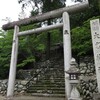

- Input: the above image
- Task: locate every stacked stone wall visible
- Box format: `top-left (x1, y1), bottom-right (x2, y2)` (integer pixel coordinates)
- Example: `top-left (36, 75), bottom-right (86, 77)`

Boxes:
top-left (79, 56), bottom-right (97, 100)
top-left (0, 80), bottom-right (28, 95)
top-left (0, 56), bottom-right (98, 100)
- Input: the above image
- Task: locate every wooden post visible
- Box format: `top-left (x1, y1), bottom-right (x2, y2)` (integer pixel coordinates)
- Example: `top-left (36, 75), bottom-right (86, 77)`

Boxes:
top-left (7, 25), bottom-right (19, 98)
top-left (90, 19), bottom-right (100, 92)
top-left (63, 12), bottom-right (72, 98)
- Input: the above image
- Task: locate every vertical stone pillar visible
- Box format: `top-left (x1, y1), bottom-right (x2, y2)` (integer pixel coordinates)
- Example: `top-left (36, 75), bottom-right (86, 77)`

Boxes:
top-left (90, 19), bottom-right (100, 93)
top-left (63, 12), bottom-right (72, 98)
top-left (7, 25), bottom-right (19, 98)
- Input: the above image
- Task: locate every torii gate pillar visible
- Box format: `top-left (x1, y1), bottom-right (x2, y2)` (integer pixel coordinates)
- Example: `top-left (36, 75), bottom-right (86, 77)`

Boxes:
top-left (3, 1), bottom-right (89, 100)
top-left (6, 25), bottom-right (19, 99)
top-left (63, 12), bottom-right (71, 98)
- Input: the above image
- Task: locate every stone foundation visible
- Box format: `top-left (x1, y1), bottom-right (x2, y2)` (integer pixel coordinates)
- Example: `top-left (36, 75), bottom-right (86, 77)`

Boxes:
top-left (0, 80), bottom-right (28, 96)
top-left (0, 56), bottom-right (98, 100)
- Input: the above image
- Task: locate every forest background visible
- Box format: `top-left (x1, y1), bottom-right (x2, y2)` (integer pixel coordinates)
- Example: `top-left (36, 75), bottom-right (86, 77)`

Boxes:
top-left (0, 0), bottom-right (99, 79)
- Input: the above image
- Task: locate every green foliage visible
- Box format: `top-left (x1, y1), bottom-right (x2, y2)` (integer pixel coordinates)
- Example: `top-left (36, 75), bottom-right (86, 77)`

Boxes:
top-left (0, 30), bottom-right (13, 67)
top-left (18, 0), bottom-right (65, 14)
top-left (72, 16), bottom-right (100, 56)
top-left (50, 29), bottom-right (63, 45)
top-left (17, 56), bottom-right (35, 68)
top-left (16, 25), bottom-right (62, 68)
top-left (0, 0), bottom-right (99, 78)
top-left (70, 0), bottom-right (100, 28)
top-left (42, 0), bottom-right (65, 13)
top-left (0, 30), bottom-right (13, 79)
top-left (18, 0), bottom-right (66, 59)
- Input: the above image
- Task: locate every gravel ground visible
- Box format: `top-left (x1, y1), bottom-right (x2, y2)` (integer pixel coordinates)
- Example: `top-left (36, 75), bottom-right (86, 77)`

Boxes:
top-left (0, 95), bottom-right (65, 100)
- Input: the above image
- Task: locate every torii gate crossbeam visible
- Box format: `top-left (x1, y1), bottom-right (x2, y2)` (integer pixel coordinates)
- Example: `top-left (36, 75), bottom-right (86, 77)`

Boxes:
top-left (2, 1), bottom-right (88, 30)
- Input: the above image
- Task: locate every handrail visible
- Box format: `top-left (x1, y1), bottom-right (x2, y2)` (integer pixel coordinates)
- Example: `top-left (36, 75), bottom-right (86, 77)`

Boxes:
top-left (25, 60), bottom-right (50, 88)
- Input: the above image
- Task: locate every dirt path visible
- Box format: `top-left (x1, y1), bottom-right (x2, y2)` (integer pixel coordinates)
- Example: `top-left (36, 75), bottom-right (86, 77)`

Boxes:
top-left (0, 95), bottom-right (65, 100)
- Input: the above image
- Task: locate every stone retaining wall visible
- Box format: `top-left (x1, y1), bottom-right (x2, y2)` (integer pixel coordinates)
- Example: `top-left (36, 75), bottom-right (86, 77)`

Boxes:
top-left (0, 80), bottom-right (28, 95)
top-left (78, 56), bottom-right (97, 100)
top-left (0, 56), bottom-right (98, 100)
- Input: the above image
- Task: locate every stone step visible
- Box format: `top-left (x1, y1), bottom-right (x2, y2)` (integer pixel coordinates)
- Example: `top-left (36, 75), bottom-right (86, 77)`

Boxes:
top-left (28, 84), bottom-right (65, 88)
top-left (27, 90), bottom-right (65, 94)
top-left (49, 68), bottom-right (64, 71)
top-left (45, 69), bottom-right (64, 71)
top-left (39, 75), bottom-right (64, 77)
top-left (37, 79), bottom-right (65, 83)
top-left (28, 77), bottom-right (65, 80)
top-left (25, 59), bottom-right (65, 96)
top-left (43, 72), bottom-right (64, 75)
top-left (42, 77), bottom-right (65, 79)
top-left (27, 86), bottom-right (65, 90)
top-left (28, 87), bottom-right (65, 91)
top-left (29, 68), bottom-right (64, 72)
top-left (30, 93), bottom-right (65, 98)
top-left (27, 84), bottom-right (65, 88)
top-left (42, 78), bottom-right (65, 80)
top-left (29, 81), bottom-right (65, 85)
top-left (41, 80), bottom-right (65, 83)
top-left (27, 79), bottom-right (65, 86)
top-left (36, 75), bottom-right (64, 79)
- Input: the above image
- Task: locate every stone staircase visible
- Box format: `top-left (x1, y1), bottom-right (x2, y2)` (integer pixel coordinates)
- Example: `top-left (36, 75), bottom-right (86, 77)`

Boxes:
top-left (26, 58), bottom-right (65, 97)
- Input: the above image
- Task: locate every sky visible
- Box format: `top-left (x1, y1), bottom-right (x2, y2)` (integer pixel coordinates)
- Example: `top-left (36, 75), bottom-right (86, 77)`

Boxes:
top-left (0, 0), bottom-right (32, 28)
top-left (0, 0), bottom-right (20, 27)
top-left (0, 0), bottom-right (76, 29)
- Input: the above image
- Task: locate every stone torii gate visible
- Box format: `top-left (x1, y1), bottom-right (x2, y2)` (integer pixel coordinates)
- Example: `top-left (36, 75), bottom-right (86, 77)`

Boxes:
top-left (2, 1), bottom-right (89, 100)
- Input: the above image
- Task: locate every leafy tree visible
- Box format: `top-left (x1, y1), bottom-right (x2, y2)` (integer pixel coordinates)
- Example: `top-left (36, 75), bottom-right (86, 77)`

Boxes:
top-left (0, 20), bottom-right (63, 79)
top-left (18, 0), bottom-right (65, 13)
top-left (18, 0), bottom-right (65, 59)
top-left (18, 0), bottom-right (90, 59)
top-left (16, 23), bottom-right (62, 68)
top-left (0, 30), bottom-right (13, 79)
top-left (0, 0), bottom-right (99, 78)
top-left (18, 25), bottom-right (63, 63)
top-left (71, 16), bottom-right (100, 57)
top-left (70, 0), bottom-right (100, 28)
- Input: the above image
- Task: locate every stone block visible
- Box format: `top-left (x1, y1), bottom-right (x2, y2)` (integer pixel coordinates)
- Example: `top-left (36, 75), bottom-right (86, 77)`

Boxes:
top-left (68, 97), bottom-right (82, 100)
top-left (93, 93), bottom-right (100, 100)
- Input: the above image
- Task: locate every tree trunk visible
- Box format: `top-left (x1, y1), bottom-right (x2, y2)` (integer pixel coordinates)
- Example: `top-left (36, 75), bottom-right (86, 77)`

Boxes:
top-left (46, 19), bottom-right (51, 59)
